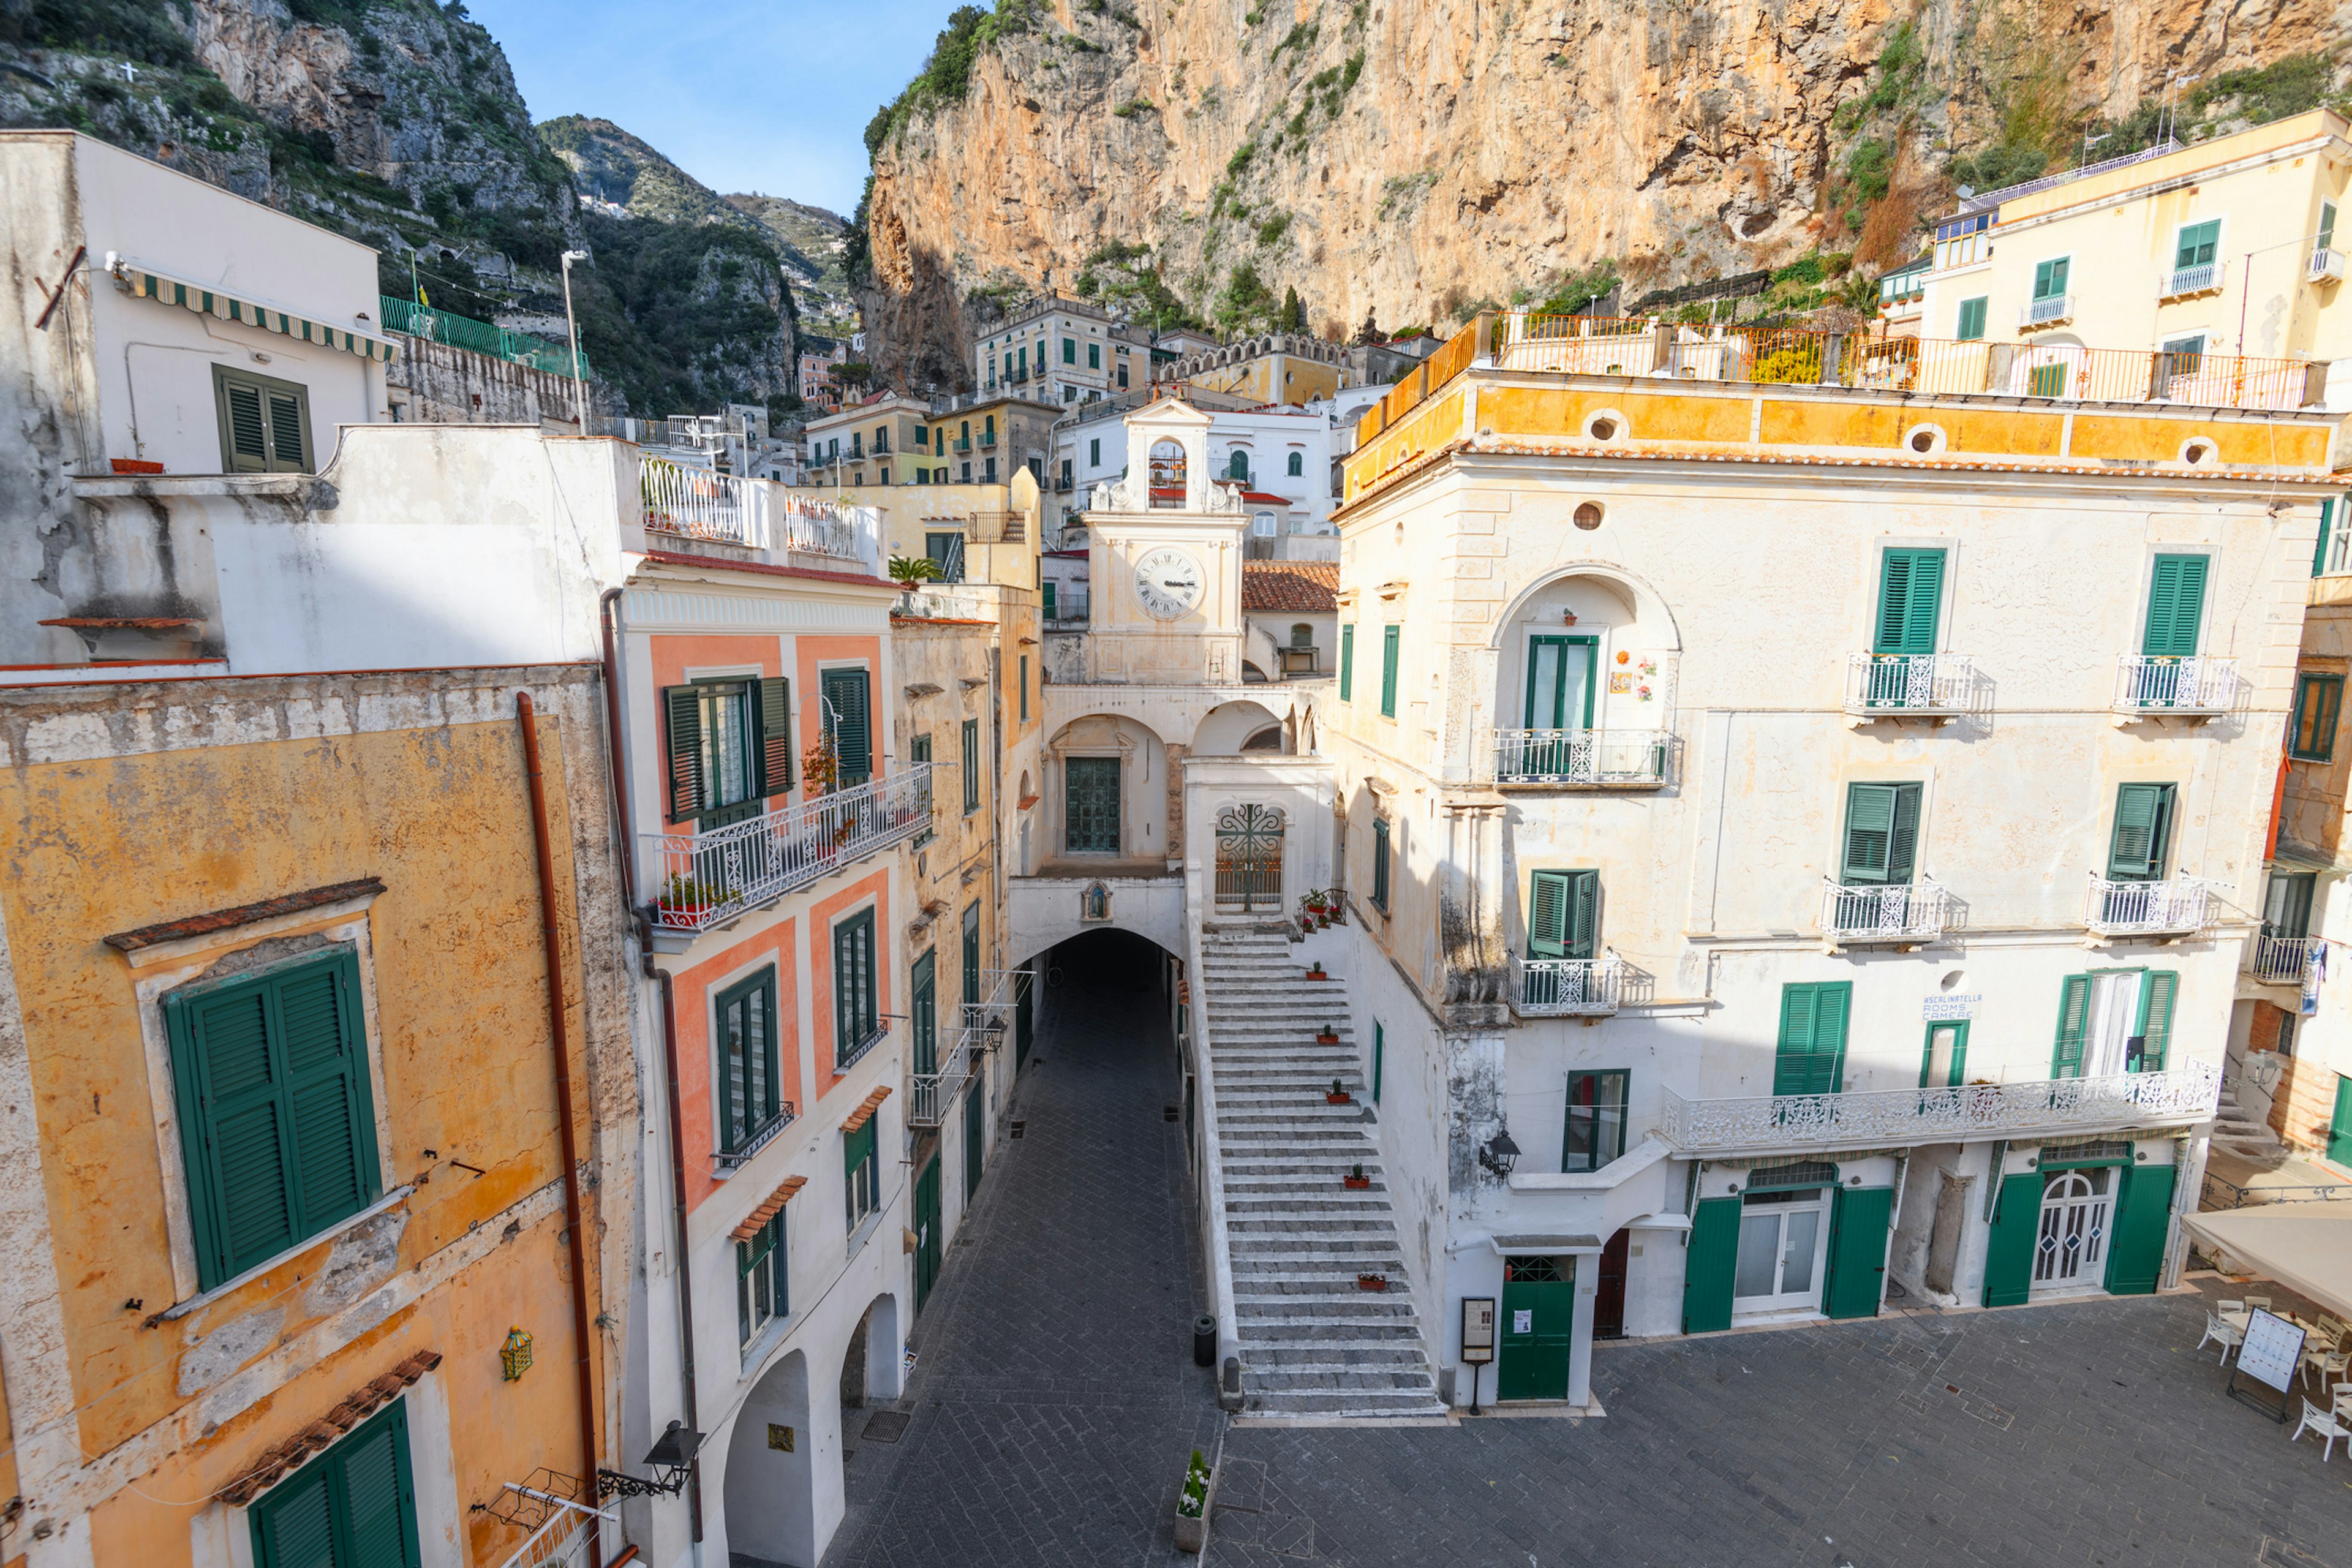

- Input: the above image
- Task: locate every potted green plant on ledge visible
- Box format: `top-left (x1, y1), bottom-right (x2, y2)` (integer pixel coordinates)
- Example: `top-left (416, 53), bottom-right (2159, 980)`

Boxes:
top-left (1325, 1077), bottom-right (1351, 1105)
top-left (1314, 1022), bottom-right (1340, 1046)
top-left (1174, 1447), bottom-right (1213, 1552)
top-left (1343, 1163), bottom-right (1371, 1190)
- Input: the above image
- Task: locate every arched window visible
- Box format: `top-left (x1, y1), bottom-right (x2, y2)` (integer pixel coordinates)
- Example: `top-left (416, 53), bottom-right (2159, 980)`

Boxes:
top-left (1290, 623), bottom-right (1314, 648)
top-left (1252, 513), bottom-right (1277, 537)
top-left (1287, 451), bottom-right (1304, 477)
top-left (1150, 439), bottom-right (1186, 500)
top-left (1227, 450), bottom-right (1250, 480)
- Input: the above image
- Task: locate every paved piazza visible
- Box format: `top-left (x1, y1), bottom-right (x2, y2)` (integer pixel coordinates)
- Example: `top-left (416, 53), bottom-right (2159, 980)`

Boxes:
top-left (822, 954), bottom-right (2352, 1568)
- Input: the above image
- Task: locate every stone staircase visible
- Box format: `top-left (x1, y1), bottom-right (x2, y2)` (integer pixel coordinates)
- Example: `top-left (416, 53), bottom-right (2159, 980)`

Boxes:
top-left (1199, 926), bottom-right (1446, 1421)
top-left (2213, 1076), bottom-right (2283, 1158)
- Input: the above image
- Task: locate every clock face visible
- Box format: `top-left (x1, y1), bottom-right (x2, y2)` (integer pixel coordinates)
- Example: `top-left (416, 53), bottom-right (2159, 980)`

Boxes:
top-left (1133, 547), bottom-right (1205, 620)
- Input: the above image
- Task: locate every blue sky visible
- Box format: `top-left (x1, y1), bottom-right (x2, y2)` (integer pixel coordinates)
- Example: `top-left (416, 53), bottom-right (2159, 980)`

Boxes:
top-left (470, 0), bottom-right (951, 215)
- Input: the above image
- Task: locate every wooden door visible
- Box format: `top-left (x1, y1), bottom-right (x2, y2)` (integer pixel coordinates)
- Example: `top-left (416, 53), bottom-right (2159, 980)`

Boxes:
top-left (1498, 1256), bottom-right (1575, 1400)
top-left (1593, 1230), bottom-right (1630, 1340)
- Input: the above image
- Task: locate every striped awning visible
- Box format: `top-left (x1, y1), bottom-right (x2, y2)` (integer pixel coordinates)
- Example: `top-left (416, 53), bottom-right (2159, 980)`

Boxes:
top-left (108, 255), bottom-right (398, 364)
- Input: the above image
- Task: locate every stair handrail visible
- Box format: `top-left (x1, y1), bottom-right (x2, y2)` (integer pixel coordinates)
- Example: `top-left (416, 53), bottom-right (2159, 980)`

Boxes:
top-left (1188, 923), bottom-right (1245, 1404)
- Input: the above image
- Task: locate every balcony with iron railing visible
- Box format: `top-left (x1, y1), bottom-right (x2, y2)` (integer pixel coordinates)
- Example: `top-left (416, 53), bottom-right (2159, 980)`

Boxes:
top-left (2244, 932), bottom-right (2320, 985)
top-left (2113, 655), bottom-right (2241, 717)
top-left (639, 454), bottom-right (875, 568)
top-left (645, 766), bottom-right (933, 936)
top-left (2082, 873), bottom-right (2208, 938)
top-left (2162, 263), bottom-right (2224, 298)
top-left (1493, 729), bottom-right (1671, 787)
top-left (909, 971), bottom-right (1023, 1126)
top-left (2019, 293), bottom-right (2075, 329)
top-left (2312, 248), bottom-right (2347, 284)
top-left (1844, 653), bottom-right (1972, 718)
top-left (1510, 954), bottom-right (1624, 1016)
top-left (1819, 879), bottom-right (1951, 946)
top-left (1657, 1059), bottom-right (2220, 1156)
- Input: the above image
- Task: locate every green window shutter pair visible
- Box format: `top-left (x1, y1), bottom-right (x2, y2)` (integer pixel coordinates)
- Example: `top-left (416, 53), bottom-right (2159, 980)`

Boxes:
top-left (2330, 1074), bottom-right (2352, 1167)
top-left (1371, 816), bottom-right (1391, 909)
top-left (249, 1400), bottom-right (422, 1568)
top-left (2293, 674), bottom-right (2344, 761)
top-left (1526, 870), bottom-right (1599, 960)
top-left (2106, 783), bottom-right (2176, 880)
top-left (167, 951), bottom-right (382, 1291)
top-left (1018, 655), bottom-right (1030, 723)
top-left (1841, 783), bottom-right (1921, 886)
top-left (1042, 581), bottom-right (1058, 620)
top-left (664, 680), bottom-right (790, 821)
top-left (2049, 970), bottom-right (2177, 1077)
top-left (215, 364), bottom-right (312, 475)
top-left (1956, 297), bottom-right (1988, 342)
top-left (2141, 554), bottom-right (2209, 658)
top-left (962, 902), bottom-right (982, 1007)
top-left (833, 909), bottom-right (876, 1064)
top-left (843, 1117), bottom-right (876, 1183)
top-left (821, 668), bottom-right (872, 786)
top-left (1088, 342), bottom-right (1100, 368)
top-left (1379, 626), bottom-right (1401, 718)
top-left (1873, 549), bottom-right (1944, 656)
top-left (910, 951), bottom-right (937, 1076)
top-left (1338, 625), bottom-right (1355, 701)
top-left (717, 967), bottom-right (780, 1152)
top-left (2174, 219), bottom-right (2221, 270)
top-left (962, 718), bottom-right (981, 813)
top-left (2032, 257), bottom-right (2070, 300)
top-left (1773, 982), bottom-right (1850, 1096)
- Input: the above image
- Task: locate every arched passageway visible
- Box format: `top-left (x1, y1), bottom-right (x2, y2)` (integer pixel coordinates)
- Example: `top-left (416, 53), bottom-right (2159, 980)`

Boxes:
top-left (722, 1349), bottom-right (814, 1567)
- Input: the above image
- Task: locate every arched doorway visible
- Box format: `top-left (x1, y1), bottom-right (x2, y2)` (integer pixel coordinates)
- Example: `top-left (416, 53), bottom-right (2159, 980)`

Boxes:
top-left (2031, 1169), bottom-right (2113, 1293)
top-left (1213, 804), bottom-right (1286, 913)
top-left (722, 1349), bottom-right (815, 1567)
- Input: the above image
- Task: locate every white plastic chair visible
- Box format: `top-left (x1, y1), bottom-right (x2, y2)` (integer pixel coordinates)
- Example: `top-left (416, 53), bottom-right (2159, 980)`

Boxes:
top-left (2303, 1345), bottom-right (2349, 1392)
top-left (2199, 1310), bottom-right (2245, 1363)
top-left (2293, 1396), bottom-right (2351, 1462)
top-left (2246, 1295), bottom-right (2274, 1312)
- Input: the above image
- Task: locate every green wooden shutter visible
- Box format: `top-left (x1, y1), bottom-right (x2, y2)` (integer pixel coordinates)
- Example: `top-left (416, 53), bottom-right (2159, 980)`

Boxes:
top-left (2102, 1163), bottom-right (2178, 1295)
top-left (910, 951), bottom-right (937, 1076)
top-left (1956, 296), bottom-right (1987, 341)
top-left (277, 959), bottom-right (375, 1235)
top-left (1823, 1185), bottom-right (1893, 1319)
top-left (1842, 784), bottom-right (1894, 883)
top-left (1980, 1173), bottom-right (2041, 1307)
top-left (1682, 1196), bottom-right (1741, 1333)
top-left (2141, 555), bottom-right (2209, 658)
top-left (1380, 625), bottom-right (1400, 718)
top-left (1773, 982), bottom-right (1850, 1096)
top-left (1527, 870), bottom-right (1570, 958)
top-left (2051, 973), bottom-right (2091, 1078)
top-left (822, 668), bottom-right (872, 786)
top-left (843, 1117), bottom-right (876, 1181)
top-left (2174, 219), bottom-right (2220, 268)
top-left (664, 685), bottom-right (703, 822)
top-left (1873, 549), bottom-right (1945, 656)
top-left (266, 386), bottom-right (309, 472)
top-left (2330, 1075), bottom-right (2352, 1167)
top-left (251, 1392), bottom-right (420, 1568)
top-left (1371, 816), bottom-right (1390, 908)
top-left (2106, 783), bottom-right (2171, 880)
top-left (1566, 870), bottom-right (1599, 960)
top-left (754, 677), bottom-right (793, 796)
top-left (2135, 970), bottom-right (2177, 1071)
top-left (1339, 624), bottom-right (1354, 701)
top-left (834, 910), bottom-right (875, 1061)
top-left (1042, 581), bottom-right (1057, 619)
top-left (223, 379), bottom-right (271, 472)
top-left (962, 718), bottom-right (981, 813)
top-left (2316, 500), bottom-right (2335, 578)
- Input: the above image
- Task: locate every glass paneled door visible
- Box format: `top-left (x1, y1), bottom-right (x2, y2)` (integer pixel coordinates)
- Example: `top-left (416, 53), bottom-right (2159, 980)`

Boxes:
top-left (1065, 756), bottom-right (1120, 854)
top-left (1523, 635), bottom-right (1597, 777)
top-left (2031, 1168), bottom-right (2113, 1294)
top-left (1732, 1188), bottom-right (1831, 1315)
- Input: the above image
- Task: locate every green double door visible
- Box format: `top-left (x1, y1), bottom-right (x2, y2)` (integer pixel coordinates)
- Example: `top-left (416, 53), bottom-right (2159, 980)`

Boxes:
top-left (1498, 1256), bottom-right (1575, 1401)
top-left (2332, 1076), bottom-right (2352, 1167)
top-left (963, 1068), bottom-right (986, 1200)
top-left (1980, 1161), bottom-right (2178, 1305)
top-left (914, 1156), bottom-right (942, 1310)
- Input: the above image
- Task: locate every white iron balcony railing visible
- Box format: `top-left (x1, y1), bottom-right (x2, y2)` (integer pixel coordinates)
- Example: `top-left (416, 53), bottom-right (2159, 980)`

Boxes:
top-left (1844, 652), bottom-right (1971, 716)
top-left (1820, 880), bottom-right (1951, 944)
top-left (906, 1043), bottom-right (976, 1129)
top-left (647, 766), bottom-right (933, 932)
top-left (2244, 932), bottom-right (2320, 985)
top-left (2163, 262), bottom-right (2223, 297)
top-left (1510, 953), bottom-right (1624, 1016)
top-left (2311, 247), bottom-right (2347, 284)
top-left (777, 493), bottom-right (862, 560)
top-left (642, 455), bottom-right (764, 548)
top-left (2113, 655), bottom-right (2240, 715)
top-left (1493, 729), bottom-right (1670, 786)
top-left (2021, 293), bottom-right (2075, 328)
top-left (2083, 873), bottom-right (2208, 937)
top-left (1657, 1060), bottom-right (2220, 1156)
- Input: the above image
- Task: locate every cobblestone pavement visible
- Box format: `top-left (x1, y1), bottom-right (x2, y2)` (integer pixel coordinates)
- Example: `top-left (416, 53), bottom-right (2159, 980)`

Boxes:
top-left (820, 938), bottom-right (1225, 1568)
top-left (1208, 1278), bottom-right (2352, 1568)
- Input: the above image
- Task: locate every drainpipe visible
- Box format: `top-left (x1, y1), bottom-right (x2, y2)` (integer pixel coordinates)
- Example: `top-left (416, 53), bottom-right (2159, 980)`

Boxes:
top-left (599, 589), bottom-right (638, 911)
top-left (514, 692), bottom-right (603, 1498)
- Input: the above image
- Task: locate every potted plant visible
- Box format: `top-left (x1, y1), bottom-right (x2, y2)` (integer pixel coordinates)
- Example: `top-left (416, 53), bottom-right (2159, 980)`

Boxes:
top-left (1343, 1163), bottom-right (1371, 1191)
top-left (888, 554), bottom-right (943, 591)
top-left (1357, 1272), bottom-right (1389, 1292)
top-left (801, 734), bottom-right (840, 797)
top-left (1314, 1023), bottom-right (1340, 1046)
top-left (1305, 960), bottom-right (1328, 981)
top-left (1174, 1447), bottom-right (1213, 1553)
top-left (1325, 1077), bottom-right (1351, 1105)
top-left (655, 874), bottom-right (719, 919)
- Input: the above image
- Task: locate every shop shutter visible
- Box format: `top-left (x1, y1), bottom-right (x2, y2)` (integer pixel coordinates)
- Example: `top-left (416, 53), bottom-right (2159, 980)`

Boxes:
top-left (1681, 1197), bottom-right (1740, 1333)
top-left (2050, 974), bottom-right (2092, 1079)
top-left (1823, 1185), bottom-right (1893, 1319)
top-left (1772, 982), bottom-right (1850, 1096)
top-left (1873, 549), bottom-right (1945, 656)
top-left (822, 668), bottom-right (872, 786)
top-left (1980, 1172), bottom-right (2042, 1307)
top-left (664, 685), bottom-right (704, 822)
top-left (2103, 1164), bottom-right (2178, 1295)
top-left (2141, 555), bottom-right (2209, 658)
top-left (2136, 970), bottom-right (2177, 1071)
top-left (755, 677), bottom-right (793, 796)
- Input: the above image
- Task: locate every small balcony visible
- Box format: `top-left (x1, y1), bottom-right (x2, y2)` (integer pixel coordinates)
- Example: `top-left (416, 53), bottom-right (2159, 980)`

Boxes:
top-left (1510, 954), bottom-right (1623, 1016)
top-left (2113, 655), bottom-right (2240, 717)
top-left (2244, 932), bottom-right (2319, 985)
top-left (906, 1044), bottom-right (974, 1128)
top-left (1844, 652), bottom-right (1972, 719)
top-left (2162, 263), bottom-right (2223, 298)
top-left (953, 437), bottom-right (972, 453)
top-left (1819, 879), bottom-right (1950, 946)
top-left (2019, 293), bottom-right (2075, 329)
top-left (2083, 873), bottom-right (2208, 938)
top-left (646, 766), bottom-right (933, 935)
top-left (1657, 1060), bottom-right (2221, 1156)
top-left (979, 431), bottom-right (997, 448)
top-left (2310, 247), bottom-right (2346, 284)
top-left (1493, 729), bottom-right (1671, 788)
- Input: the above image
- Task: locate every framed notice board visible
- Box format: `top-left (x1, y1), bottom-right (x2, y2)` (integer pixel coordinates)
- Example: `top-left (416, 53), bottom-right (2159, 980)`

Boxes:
top-left (2228, 1309), bottom-right (2306, 1422)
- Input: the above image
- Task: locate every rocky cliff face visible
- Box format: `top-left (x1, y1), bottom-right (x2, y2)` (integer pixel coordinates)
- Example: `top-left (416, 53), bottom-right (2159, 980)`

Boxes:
top-left (861, 0), bottom-right (2341, 385)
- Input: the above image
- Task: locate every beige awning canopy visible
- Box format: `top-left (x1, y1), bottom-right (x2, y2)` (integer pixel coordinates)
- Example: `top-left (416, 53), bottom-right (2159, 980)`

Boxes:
top-left (2180, 1201), bottom-right (2352, 1319)
top-left (107, 254), bottom-right (398, 364)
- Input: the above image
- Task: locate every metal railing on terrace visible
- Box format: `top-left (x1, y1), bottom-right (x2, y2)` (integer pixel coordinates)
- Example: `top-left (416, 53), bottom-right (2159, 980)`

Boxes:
top-left (1354, 307), bottom-right (2323, 448)
top-left (2113, 655), bottom-right (2241, 716)
top-left (646, 766), bottom-right (933, 932)
top-left (639, 456), bottom-right (875, 564)
top-left (2244, 933), bottom-right (2320, 985)
top-left (379, 296), bottom-right (590, 378)
top-left (1845, 653), bottom-right (1973, 717)
top-left (1510, 954), bottom-right (1623, 1016)
top-left (2083, 874), bottom-right (2209, 937)
top-left (909, 969), bottom-right (1025, 1127)
top-left (1820, 880), bottom-right (1951, 944)
top-left (1493, 729), bottom-right (1670, 786)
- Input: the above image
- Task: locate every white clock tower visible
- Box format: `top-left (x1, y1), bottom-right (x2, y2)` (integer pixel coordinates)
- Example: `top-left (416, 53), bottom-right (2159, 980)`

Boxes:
top-left (1077, 398), bottom-right (1247, 685)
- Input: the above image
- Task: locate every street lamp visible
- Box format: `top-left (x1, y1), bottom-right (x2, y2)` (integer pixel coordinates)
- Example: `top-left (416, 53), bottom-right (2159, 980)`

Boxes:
top-left (560, 250), bottom-right (592, 435)
top-left (1477, 1126), bottom-right (1521, 1180)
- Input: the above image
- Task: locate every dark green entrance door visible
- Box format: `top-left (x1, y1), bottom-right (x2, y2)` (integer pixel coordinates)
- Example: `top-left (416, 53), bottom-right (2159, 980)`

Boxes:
top-left (963, 1067), bottom-right (986, 1199)
top-left (914, 1156), bottom-right (942, 1310)
top-left (1498, 1256), bottom-right (1575, 1401)
top-left (1065, 756), bottom-right (1120, 853)
top-left (2332, 1075), bottom-right (2352, 1167)
top-left (911, 951), bottom-right (937, 1077)
top-left (1523, 635), bottom-right (1597, 776)
top-left (1015, 970), bottom-right (1033, 1067)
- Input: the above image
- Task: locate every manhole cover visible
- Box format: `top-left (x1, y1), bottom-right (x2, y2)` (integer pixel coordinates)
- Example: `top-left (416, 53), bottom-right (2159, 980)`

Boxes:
top-left (861, 1410), bottom-right (910, 1444)
top-left (1009, 1121), bottom-right (1026, 1139)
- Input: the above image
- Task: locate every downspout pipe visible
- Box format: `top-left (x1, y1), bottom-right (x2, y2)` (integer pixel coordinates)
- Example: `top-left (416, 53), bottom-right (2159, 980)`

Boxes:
top-left (514, 692), bottom-right (603, 1496)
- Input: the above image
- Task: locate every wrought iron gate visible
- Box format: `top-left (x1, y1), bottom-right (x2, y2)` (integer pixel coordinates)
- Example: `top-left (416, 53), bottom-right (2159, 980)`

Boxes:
top-left (1214, 804), bottom-right (1286, 911)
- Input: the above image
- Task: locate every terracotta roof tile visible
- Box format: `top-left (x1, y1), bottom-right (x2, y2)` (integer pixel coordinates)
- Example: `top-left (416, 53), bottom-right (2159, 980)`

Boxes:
top-left (1240, 561), bottom-right (1339, 614)
top-left (730, 1175), bottom-right (807, 1242)
top-left (105, 878), bottom-right (386, 952)
top-left (840, 1084), bottom-right (892, 1133)
top-left (217, 1349), bottom-right (441, 1504)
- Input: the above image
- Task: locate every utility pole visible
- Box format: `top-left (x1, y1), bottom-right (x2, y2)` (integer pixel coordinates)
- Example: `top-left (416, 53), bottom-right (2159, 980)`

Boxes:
top-left (561, 250), bottom-right (592, 435)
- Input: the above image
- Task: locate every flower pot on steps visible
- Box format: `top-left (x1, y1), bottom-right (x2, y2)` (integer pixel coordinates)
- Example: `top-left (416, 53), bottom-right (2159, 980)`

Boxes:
top-left (1357, 1272), bottom-right (1388, 1292)
top-left (1343, 1175), bottom-right (1371, 1190)
top-left (1314, 1031), bottom-right (1339, 1046)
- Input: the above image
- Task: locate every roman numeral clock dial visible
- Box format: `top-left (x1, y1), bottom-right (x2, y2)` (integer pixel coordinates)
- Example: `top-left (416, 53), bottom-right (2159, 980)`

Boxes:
top-left (1132, 546), bottom-right (1205, 620)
